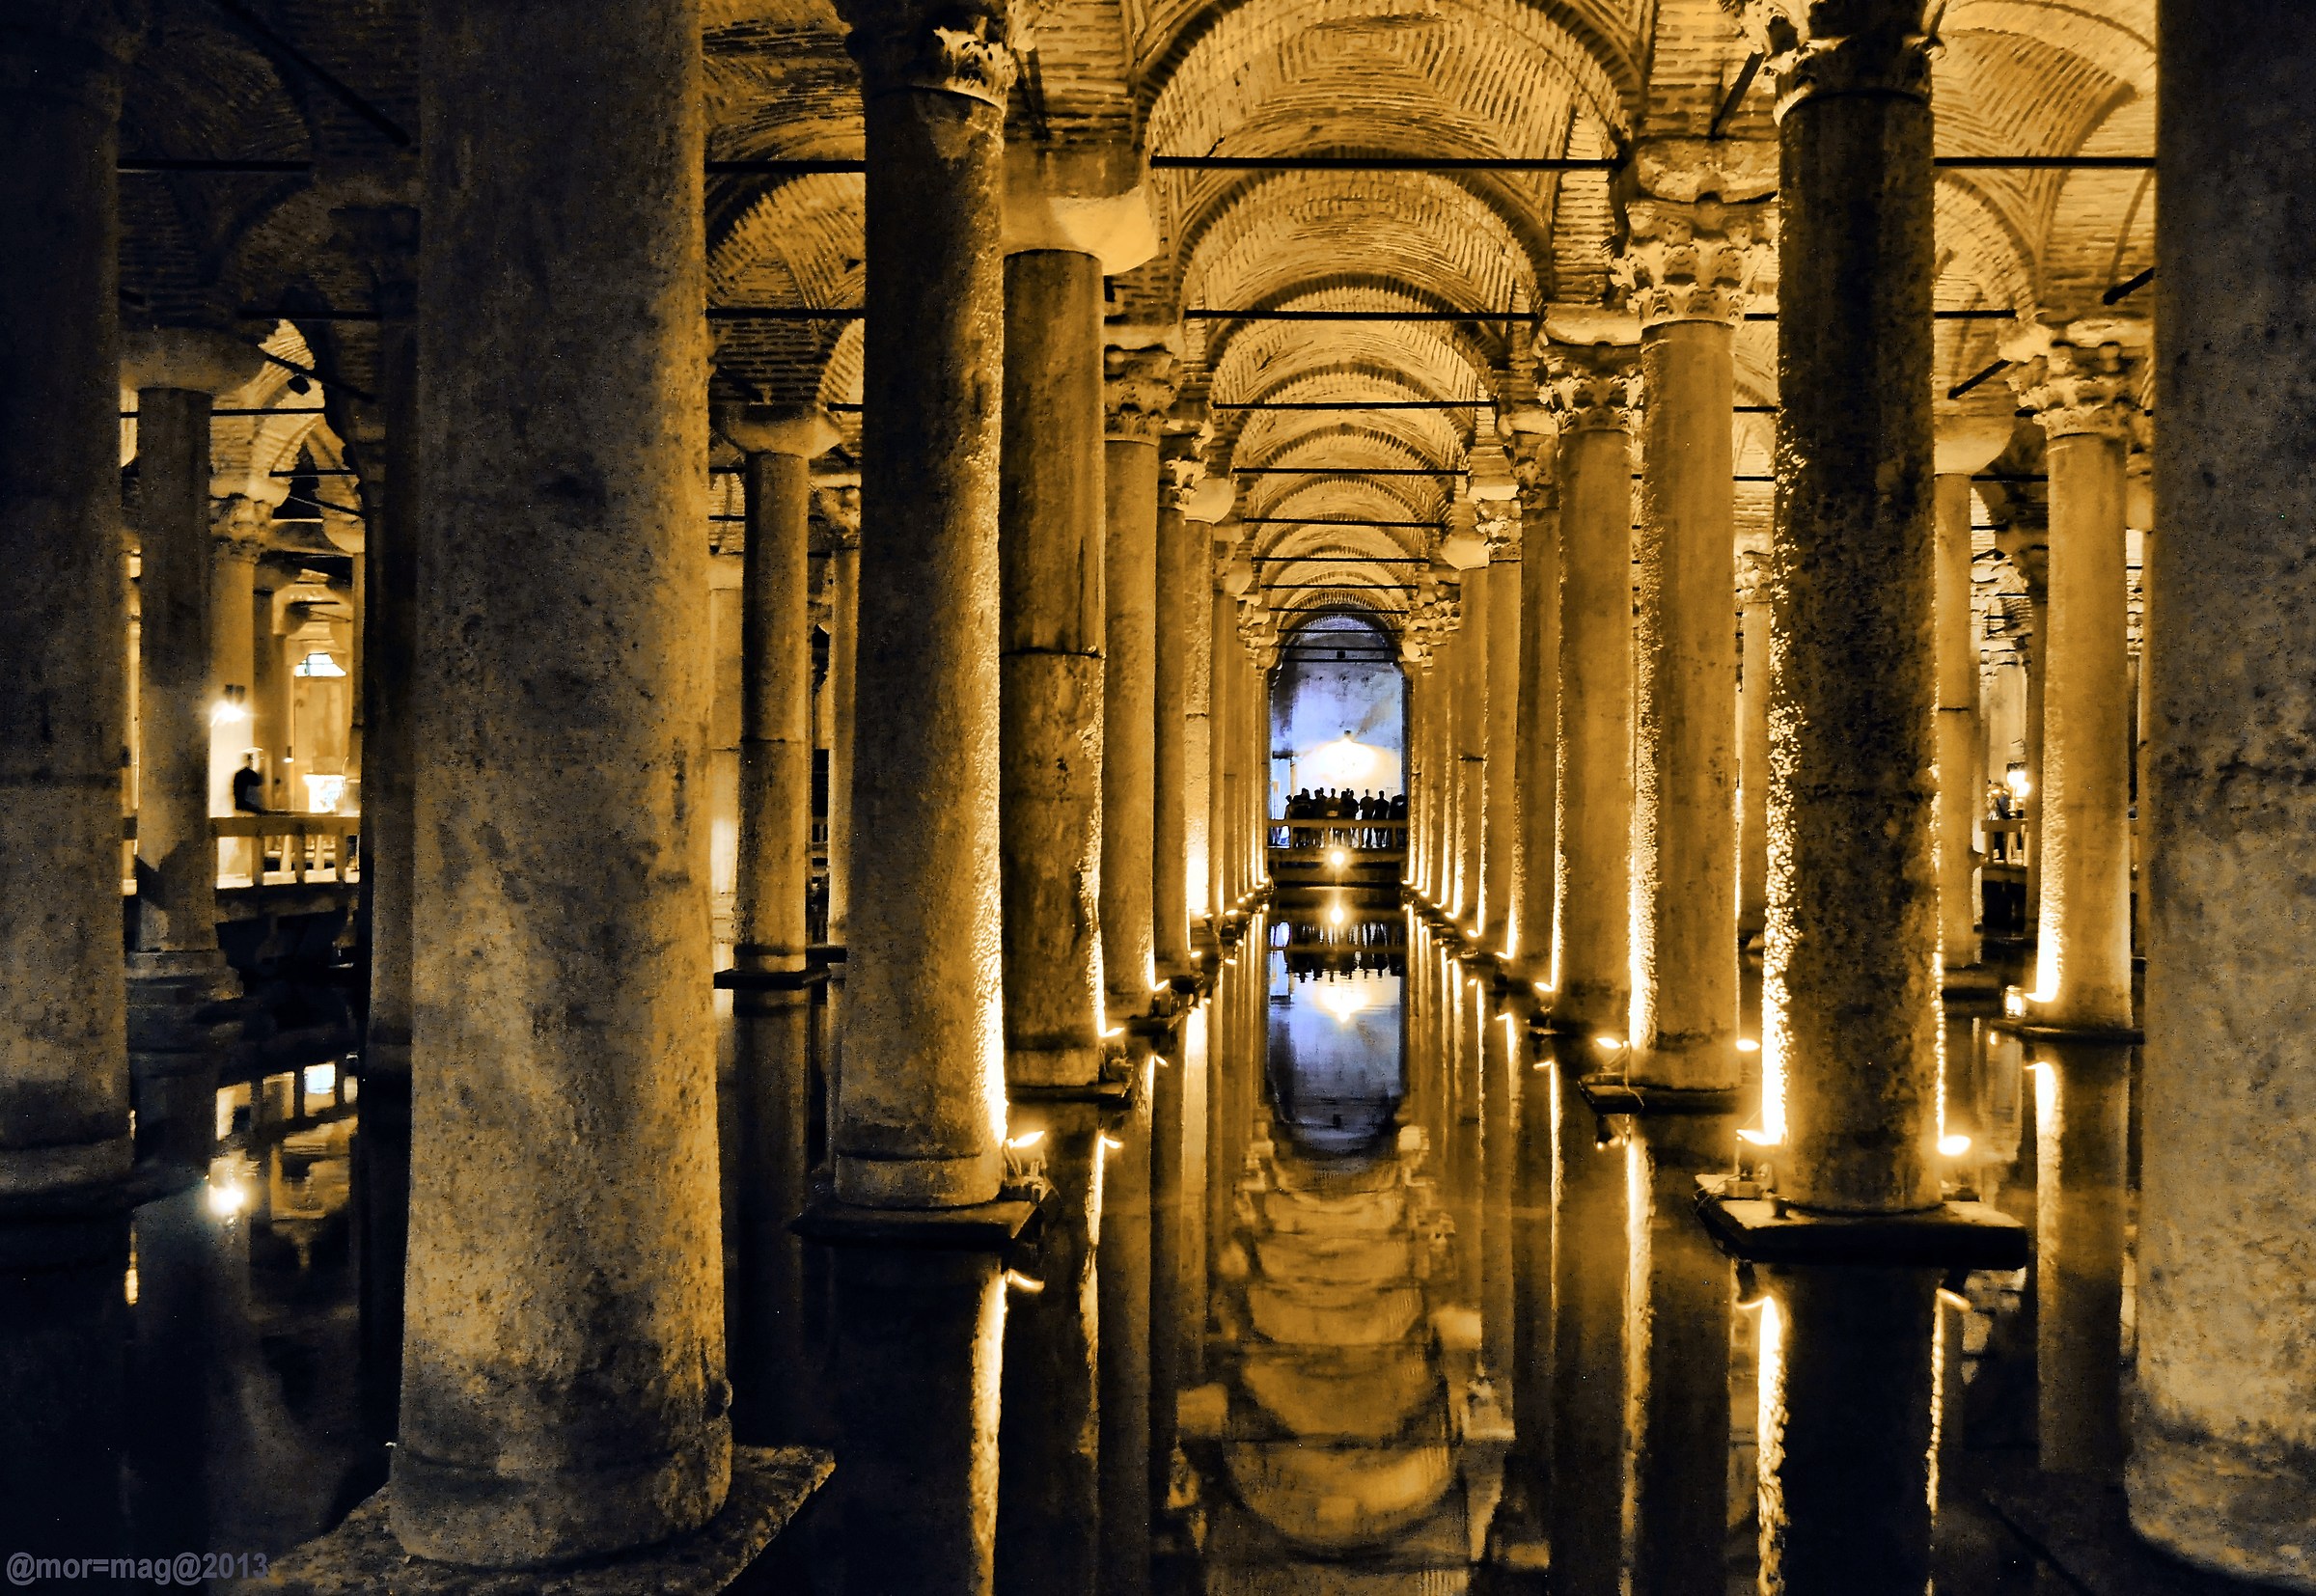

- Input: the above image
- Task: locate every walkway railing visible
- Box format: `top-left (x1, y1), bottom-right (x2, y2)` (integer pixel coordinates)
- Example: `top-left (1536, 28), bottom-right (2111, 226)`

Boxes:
top-left (122, 813), bottom-right (362, 890)
top-left (1269, 816), bottom-right (1410, 853)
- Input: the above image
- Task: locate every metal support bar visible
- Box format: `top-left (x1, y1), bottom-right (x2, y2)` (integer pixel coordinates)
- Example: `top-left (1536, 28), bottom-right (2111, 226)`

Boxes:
top-left (1232, 466), bottom-right (1458, 476)
top-left (122, 156), bottom-right (313, 173)
top-left (2102, 265), bottom-right (2156, 306)
top-left (1708, 53), bottom-right (1765, 139)
top-left (1150, 154), bottom-right (1617, 173)
top-left (202, 0), bottom-right (413, 148)
top-left (120, 407), bottom-right (327, 419)
top-left (1212, 399), bottom-right (1492, 410)
top-left (1241, 519), bottom-right (1438, 530)
top-left (1947, 358), bottom-right (2011, 400)
top-left (708, 307), bottom-right (865, 321)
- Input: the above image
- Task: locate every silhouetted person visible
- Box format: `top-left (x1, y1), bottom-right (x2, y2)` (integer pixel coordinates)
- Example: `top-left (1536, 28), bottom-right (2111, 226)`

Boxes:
top-left (231, 754), bottom-right (265, 814)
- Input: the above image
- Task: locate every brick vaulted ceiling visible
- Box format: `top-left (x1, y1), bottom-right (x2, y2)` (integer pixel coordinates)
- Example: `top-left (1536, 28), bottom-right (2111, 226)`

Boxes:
top-left (119, 0), bottom-right (2155, 635)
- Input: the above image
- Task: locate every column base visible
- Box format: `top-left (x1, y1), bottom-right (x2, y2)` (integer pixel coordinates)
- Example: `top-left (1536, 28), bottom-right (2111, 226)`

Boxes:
top-left (126, 950), bottom-right (243, 1176)
top-left (1997, 987), bottom-right (2142, 1043)
top-left (227, 1446), bottom-right (834, 1596)
top-left (1005, 1041), bottom-right (1109, 1091)
top-left (1575, 1076), bottom-right (1742, 1118)
top-left (794, 1193), bottom-right (1037, 1251)
top-left (0, 1169), bottom-right (133, 1267)
top-left (1694, 1176), bottom-right (2028, 1269)
top-left (1940, 963), bottom-right (2005, 1001)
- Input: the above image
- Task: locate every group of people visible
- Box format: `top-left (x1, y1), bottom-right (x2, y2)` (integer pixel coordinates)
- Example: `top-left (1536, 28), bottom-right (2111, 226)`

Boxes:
top-left (1278, 787), bottom-right (1407, 849)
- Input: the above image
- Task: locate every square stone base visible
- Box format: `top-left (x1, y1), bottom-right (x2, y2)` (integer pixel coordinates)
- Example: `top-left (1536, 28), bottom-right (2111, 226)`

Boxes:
top-left (230, 1446), bottom-right (832, 1595)
top-left (1576, 1076), bottom-right (1743, 1117)
top-left (1696, 1187), bottom-right (2029, 1269)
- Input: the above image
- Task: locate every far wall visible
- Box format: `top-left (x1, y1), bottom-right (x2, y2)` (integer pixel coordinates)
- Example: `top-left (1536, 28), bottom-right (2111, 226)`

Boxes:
top-left (1269, 654), bottom-right (1405, 814)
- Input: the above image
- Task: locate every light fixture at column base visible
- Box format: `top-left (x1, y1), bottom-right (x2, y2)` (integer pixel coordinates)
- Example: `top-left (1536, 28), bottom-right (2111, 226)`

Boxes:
top-left (1694, 1178), bottom-right (2028, 1269)
top-left (226, 1446), bottom-right (833, 1596)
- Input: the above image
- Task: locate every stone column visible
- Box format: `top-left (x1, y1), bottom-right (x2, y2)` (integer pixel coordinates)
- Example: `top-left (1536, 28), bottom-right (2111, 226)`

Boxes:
top-left (1481, 530), bottom-right (1522, 956)
top-left (1737, 551), bottom-right (1771, 943)
top-left (1544, 342), bottom-right (1639, 1030)
top-left (2133, 9), bottom-right (2316, 1576)
top-left (209, 500), bottom-right (272, 860)
top-left (1619, 192), bottom-right (1765, 1089)
top-left (1454, 564), bottom-right (1489, 929)
top-left (1102, 345), bottom-right (1173, 1012)
top-left (1152, 446), bottom-right (1203, 978)
top-left (399, 0), bottom-right (728, 1561)
top-left (124, 329), bottom-right (266, 1176)
top-left (823, 524), bottom-right (859, 946)
top-left (719, 405), bottom-right (841, 990)
top-left (1207, 581), bottom-right (1234, 921)
top-left (0, 1), bottom-right (136, 1201)
top-left (1737, 0), bottom-right (1942, 1210)
top-left (1179, 500), bottom-right (1222, 936)
top-left (1097, 1091), bottom-right (1154, 1594)
top-left (1510, 443), bottom-right (1559, 983)
top-left (2007, 324), bottom-right (2141, 1032)
top-left (830, 0), bottom-right (1015, 1206)
top-left (1932, 408), bottom-right (2011, 984)
top-left (338, 202), bottom-right (419, 1441)
top-left (1000, 159), bottom-right (1154, 1080)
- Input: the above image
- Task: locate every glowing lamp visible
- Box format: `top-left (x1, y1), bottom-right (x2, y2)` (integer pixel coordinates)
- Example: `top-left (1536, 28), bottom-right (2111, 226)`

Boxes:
top-left (293, 650), bottom-right (346, 678)
top-left (1736, 1127), bottom-right (1780, 1147)
top-left (1735, 1037), bottom-right (1761, 1053)
top-left (207, 1178), bottom-right (246, 1219)
top-left (1005, 1130), bottom-right (1045, 1150)
top-left (1593, 1034), bottom-right (1624, 1052)
top-left (1329, 848), bottom-right (1346, 868)
top-left (1938, 1133), bottom-right (1972, 1157)
top-left (2006, 767), bottom-right (2032, 799)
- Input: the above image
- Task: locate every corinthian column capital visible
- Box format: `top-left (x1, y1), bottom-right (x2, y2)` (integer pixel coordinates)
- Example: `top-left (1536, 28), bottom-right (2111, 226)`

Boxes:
top-left (2003, 320), bottom-right (2149, 442)
top-left (1723, 0), bottom-right (1943, 115)
top-left (1104, 344), bottom-right (1178, 442)
top-left (842, 1), bottom-right (1020, 106)
top-left (1540, 341), bottom-right (1640, 434)
top-left (1611, 195), bottom-right (1773, 329)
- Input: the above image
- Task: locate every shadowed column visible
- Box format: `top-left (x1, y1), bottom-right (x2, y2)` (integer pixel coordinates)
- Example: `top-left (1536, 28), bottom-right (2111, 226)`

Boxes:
top-left (2133, 9), bottom-right (2316, 1576)
top-left (398, 0), bottom-right (729, 1559)
top-left (1102, 345), bottom-right (1175, 1016)
top-left (0, 2), bottom-right (137, 1202)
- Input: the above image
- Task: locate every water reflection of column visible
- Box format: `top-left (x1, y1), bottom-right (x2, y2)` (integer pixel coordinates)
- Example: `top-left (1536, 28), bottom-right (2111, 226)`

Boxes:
top-left (2031, 1039), bottom-right (2128, 1476)
top-left (1501, 1021), bottom-right (1554, 1565)
top-left (1149, 1018), bottom-right (1206, 1521)
top-left (722, 996), bottom-right (816, 1447)
top-left (124, 1190), bottom-right (212, 1555)
top-left (1479, 1010), bottom-right (1519, 1431)
top-left (1099, 1087), bottom-right (1155, 1595)
top-left (995, 1105), bottom-right (1102, 1595)
top-left (1756, 1266), bottom-right (1940, 1595)
top-left (1620, 1115), bottom-right (1735, 1595)
top-left (1548, 1037), bottom-right (1629, 1593)
top-left (1, 1224), bottom-right (129, 1556)
top-left (830, 1250), bottom-right (1006, 1596)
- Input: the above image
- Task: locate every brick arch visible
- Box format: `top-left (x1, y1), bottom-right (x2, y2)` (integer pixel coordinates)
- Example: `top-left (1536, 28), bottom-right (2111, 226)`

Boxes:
top-left (1137, 0), bottom-right (1640, 149)
top-left (708, 175), bottom-right (867, 409)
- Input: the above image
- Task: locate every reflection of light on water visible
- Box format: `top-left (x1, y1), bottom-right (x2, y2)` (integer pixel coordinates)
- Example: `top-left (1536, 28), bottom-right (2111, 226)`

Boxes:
top-left (1755, 1293), bottom-right (1787, 1581)
top-left (1312, 981), bottom-right (1371, 1025)
top-left (207, 1176), bottom-right (246, 1219)
top-left (1329, 904), bottom-right (1346, 926)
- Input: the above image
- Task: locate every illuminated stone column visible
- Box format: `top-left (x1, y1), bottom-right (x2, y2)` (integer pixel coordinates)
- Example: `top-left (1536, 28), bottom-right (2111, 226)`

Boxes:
top-left (999, 201), bottom-right (1107, 1086)
top-left (1208, 580), bottom-right (1235, 919)
top-left (1510, 442), bottom-right (1560, 983)
top-left (1544, 341), bottom-right (1639, 1030)
top-left (1102, 345), bottom-right (1173, 1012)
top-left (124, 330), bottom-right (267, 1177)
top-left (2007, 324), bottom-right (2142, 1032)
top-left (209, 500), bottom-right (276, 865)
top-left (1455, 562), bottom-right (1490, 928)
top-left (719, 405), bottom-right (841, 991)
top-left (1619, 190), bottom-right (1766, 1089)
top-left (2133, 12), bottom-right (2316, 1577)
top-left (1738, 0), bottom-right (1942, 1211)
top-left (824, 511), bottom-right (860, 945)
top-left (1931, 409), bottom-right (2010, 984)
top-left (1179, 496), bottom-right (1224, 933)
top-left (399, 0), bottom-right (730, 1559)
top-left (1156, 448), bottom-right (1220, 976)
top-left (0, 1), bottom-right (137, 1200)
top-left (1481, 524), bottom-right (1522, 956)
top-left (830, 0), bottom-right (1015, 1206)
top-left (1737, 551), bottom-right (1771, 943)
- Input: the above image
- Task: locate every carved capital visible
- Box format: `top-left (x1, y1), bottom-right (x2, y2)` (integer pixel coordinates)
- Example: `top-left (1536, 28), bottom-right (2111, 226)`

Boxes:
top-left (1736, 547), bottom-right (1771, 607)
top-left (1723, 0), bottom-right (1942, 117)
top-left (123, 326), bottom-right (268, 399)
top-left (211, 495), bottom-right (276, 558)
top-left (2004, 321), bottom-right (2147, 443)
top-left (1104, 345), bottom-right (1177, 442)
top-left (844, 5), bottom-right (1018, 107)
top-left (1611, 196), bottom-right (1772, 329)
top-left (813, 483), bottom-right (863, 546)
top-left (1540, 343), bottom-right (1640, 434)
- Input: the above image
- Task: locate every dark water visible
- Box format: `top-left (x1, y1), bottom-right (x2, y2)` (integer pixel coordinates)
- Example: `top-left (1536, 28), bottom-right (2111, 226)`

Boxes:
top-left (0, 916), bottom-right (2237, 1593)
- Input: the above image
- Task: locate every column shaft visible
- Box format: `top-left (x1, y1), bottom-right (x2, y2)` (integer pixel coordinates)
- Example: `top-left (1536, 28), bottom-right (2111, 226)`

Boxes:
top-left (1102, 431), bottom-right (1160, 1006)
top-left (825, 540), bottom-right (859, 945)
top-left (1455, 586), bottom-right (1487, 925)
top-left (1208, 588), bottom-right (1233, 918)
top-left (1553, 424), bottom-right (1635, 1029)
top-left (734, 451), bottom-right (815, 980)
top-left (1630, 319), bottom-right (1740, 1087)
top-left (834, 18), bottom-right (1011, 1206)
top-left (1934, 474), bottom-right (1981, 972)
top-left (400, 0), bottom-right (727, 1558)
top-left (1000, 250), bottom-right (1105, 1082)
top-left (1738, 582), bottom-right (1771, 941)
top-left (1183, 542), bottom-right (1214, 928)
top-left (2031, 430), bottom-right (2134, 1027)
top-left (1154, 490), bottom-right (1196, 975)
top-left (1757, 12), bottom-right (1941, 1211)
top-left (2132, 7), bottom-right (2316, 1576)
top-left (1515, 492), bottom-right (1560, 981)
top-left (1482, 550), bottom-right (1521, 955)
top-left (0, 8), bottom-right (132, 1197)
